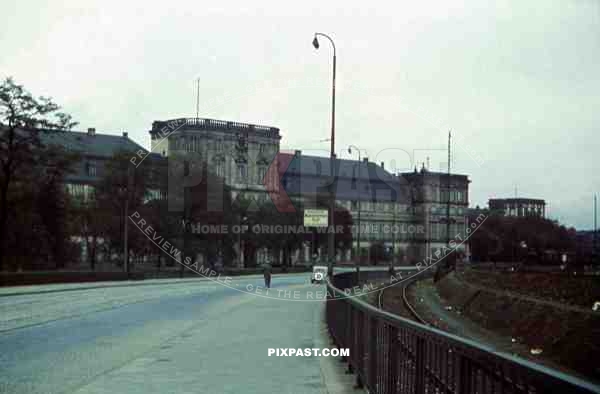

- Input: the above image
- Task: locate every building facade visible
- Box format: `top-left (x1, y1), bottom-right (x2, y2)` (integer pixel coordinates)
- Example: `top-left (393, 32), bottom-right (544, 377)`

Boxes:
top-left (42, 127), bottom-right (149, 202)
top-left (147, 117), bottom-right (472, 265)
top-left (277, 151), bottom-right (470, 263)
top-left (149, 117), bottom-right (281, 203)
top-left (489, 198), bottom-right (546, 218)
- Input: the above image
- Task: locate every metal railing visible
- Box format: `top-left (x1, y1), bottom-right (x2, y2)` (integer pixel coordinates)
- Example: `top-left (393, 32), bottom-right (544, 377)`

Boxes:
top-left (326, 271), bottom-right (600, 394)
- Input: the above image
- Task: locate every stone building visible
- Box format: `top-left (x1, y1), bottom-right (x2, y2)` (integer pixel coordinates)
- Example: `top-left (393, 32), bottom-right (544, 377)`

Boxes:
top-left (149, 117), bottom-right (281, 203)
top-left (400, 168), bottom-right (470, 262)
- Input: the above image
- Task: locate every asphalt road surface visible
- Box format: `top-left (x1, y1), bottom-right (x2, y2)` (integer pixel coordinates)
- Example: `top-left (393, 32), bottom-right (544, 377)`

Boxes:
top-left (0, 273), bottom-right (343, 394)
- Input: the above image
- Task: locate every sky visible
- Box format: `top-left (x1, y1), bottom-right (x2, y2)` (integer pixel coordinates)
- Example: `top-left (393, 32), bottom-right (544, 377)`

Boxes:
top-left (1, 0), bottom-right (598, 229)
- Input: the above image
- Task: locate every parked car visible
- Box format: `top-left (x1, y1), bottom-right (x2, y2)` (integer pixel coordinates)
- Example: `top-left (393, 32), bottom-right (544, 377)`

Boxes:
top-left (311, 265), bottom-right (328, 284)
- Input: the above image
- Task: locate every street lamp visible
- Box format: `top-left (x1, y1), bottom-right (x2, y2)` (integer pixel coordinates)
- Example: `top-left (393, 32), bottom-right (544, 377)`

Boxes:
top-left (238, 215), bottom-right (247, 268)
top-left (348, 145), bottom-right (361, 264)
top-left (118, 165), bottom-right (133, 277)
top-left (313, 32), bottom-right (337, 277)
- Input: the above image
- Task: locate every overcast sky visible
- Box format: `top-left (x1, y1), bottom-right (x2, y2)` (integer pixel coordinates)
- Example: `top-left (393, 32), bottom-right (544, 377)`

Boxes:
top-left (1, 0), bottom-right (598, 229)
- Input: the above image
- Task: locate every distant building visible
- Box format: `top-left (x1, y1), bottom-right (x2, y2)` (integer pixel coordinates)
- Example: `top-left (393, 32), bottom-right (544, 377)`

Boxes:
top-left (489, 198), bottom-right (546, 218)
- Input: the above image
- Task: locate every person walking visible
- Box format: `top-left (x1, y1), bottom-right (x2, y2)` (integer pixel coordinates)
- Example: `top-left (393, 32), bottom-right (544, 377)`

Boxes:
top-left (263, 257), bottom-right (272, 289)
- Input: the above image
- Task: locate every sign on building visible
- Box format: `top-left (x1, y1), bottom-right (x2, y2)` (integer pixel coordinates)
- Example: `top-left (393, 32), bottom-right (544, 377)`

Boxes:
top-left (304, 209), bottom-right (328, 227)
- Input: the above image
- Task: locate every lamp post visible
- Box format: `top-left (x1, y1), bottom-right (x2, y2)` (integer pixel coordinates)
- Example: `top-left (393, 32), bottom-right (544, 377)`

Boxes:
top-left (348, 145), bottom-right (361, 264)
top-left (313, 32), bottom-right (337, 277)
top-left (238, 215), bottom-right (247, 268)
top-left (119, 165), bottom-right (133, 278)
top-left (594, 194), bottom-right (597, 266)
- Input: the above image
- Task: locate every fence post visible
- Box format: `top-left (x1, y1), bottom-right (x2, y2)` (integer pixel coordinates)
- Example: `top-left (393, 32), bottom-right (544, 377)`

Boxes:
top-left (414, 336), bottom-right (425, 394)
top-left (459, 355), bottom-right (472, 394)
top-left (369, 317), bottom-right (378, 391)
top-left (386, 325), bottom-right (399, 393)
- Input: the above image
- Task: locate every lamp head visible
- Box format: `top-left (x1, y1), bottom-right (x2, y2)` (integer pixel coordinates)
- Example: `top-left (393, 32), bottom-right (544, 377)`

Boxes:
top-left (312, 36), bottom-right (319, 49)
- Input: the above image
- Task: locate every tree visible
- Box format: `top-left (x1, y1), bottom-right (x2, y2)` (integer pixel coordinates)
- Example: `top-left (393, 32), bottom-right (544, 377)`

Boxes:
top-left (94, 151), bottom-right (152, 269)
top-left (241, 199), bottom-right (353, 267)
top-left (469, 214), bottom-right (576, 264)
top-left (141, 157), bottom-right (238, 274)
top-left (35, 146), bottom-right (80, 268)
top-left (184, 163), bottom-right (237, 270)
top-left (0, 78), bottom-right (76, 269)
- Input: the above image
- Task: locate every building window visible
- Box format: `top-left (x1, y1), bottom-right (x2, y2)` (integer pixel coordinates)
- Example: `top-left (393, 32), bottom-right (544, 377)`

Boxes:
top-left (216, 161), bottom-right (225, 178)
top-left (259, 144), bottom-right (266, 154)
top-left (87, 162), bottom-right (96, 177)
top-left (237, 163), bottom-right (247, 182)
top-left (66, 183), bottom-right (95, 203)
top-left (257, 166), bottom-right (267, 184)
top-left (314, 160), bottom-right (322, 176)
top-left (145, 189), bottom-right (163, 202)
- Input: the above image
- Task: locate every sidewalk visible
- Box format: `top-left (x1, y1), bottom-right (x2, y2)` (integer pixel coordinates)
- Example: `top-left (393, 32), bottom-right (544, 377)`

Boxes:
top-left (0, 273), bottom-right (306, 298)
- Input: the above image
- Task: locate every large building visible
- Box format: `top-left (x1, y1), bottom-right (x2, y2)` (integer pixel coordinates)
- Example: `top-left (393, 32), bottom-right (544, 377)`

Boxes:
top-left (42, 127), bottom-right (149, 202)
top-left (278, 151), bottom-right (470, 262)
top-left (147, 116), bottom-right (471, 264)
top-left (401, 168), bottom-right (470, 262)
top-left (40, 126), bottom-right (157, 265)
top-left (489, 198), bottom-right (546, 218)
top-left (149, 117), bottom-right (281, 203)
top-left (43, 116), bottom-right (472, 267)
top-left (147, 117), bottom-right (472, 264)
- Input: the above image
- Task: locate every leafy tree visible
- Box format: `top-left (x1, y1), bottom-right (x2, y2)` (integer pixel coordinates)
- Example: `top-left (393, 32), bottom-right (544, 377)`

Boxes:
top-left (241, 199), bottom-right (353, 267)
top-left (469, 214), bottom-right (576, 264)
top-left (0, 77), bottom-right (76, 269)
top-left (141, 156), bottom-right (238, 274)
top-left (94, 151), bottom-right (152, 269)
top-left (35, 146), bottom-right (80, 268)
top-left (184, 163), bottom-right (237, 270)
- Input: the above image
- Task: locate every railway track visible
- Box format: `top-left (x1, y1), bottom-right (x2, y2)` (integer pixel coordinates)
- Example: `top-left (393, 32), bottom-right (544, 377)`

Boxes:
top-left (377, 269), bottom-right (429, 325)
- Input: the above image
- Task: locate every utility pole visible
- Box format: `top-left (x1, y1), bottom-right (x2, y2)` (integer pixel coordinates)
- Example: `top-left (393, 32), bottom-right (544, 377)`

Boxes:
top-left (196, 78), bottom-right (200, 119)
top-left (124, 165), bottom-right (132, 278)
top-left (594, 194), bottom-right (598, 266)
top-left (446, 130), bottom-right (453, 269)
top-left (348, 146), bottom-right (361, 264)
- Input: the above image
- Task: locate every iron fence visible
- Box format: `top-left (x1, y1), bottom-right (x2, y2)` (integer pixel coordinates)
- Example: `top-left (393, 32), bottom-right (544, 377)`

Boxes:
top-left (326, 271), bottom-right (600, 394)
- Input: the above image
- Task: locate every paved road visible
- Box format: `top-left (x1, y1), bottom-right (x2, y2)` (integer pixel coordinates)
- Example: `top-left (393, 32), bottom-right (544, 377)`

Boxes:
top-left (0, 274), bottom-right (343, 394)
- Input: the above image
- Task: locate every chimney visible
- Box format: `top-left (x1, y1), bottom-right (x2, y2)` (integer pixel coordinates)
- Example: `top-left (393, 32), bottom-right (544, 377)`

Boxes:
top-left (87, 127), bottom-right (96, 136)
top-left (380, 161), bottom-right (384, 169)
top-left (294, 150), bottom-right (302, 156)
top-left (362, 157), bottom-right (368, 163)
top-left (122, 131), bottom-right (128, 138)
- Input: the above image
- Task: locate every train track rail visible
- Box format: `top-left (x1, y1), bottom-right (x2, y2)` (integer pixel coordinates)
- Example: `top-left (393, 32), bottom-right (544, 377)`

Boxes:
top-left (377, 269), bottom-right (429, 325)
